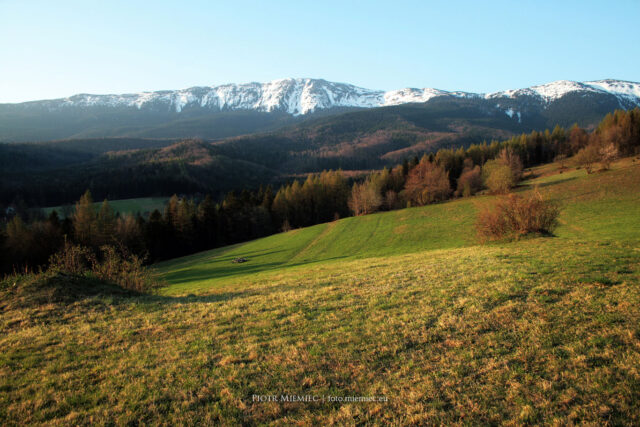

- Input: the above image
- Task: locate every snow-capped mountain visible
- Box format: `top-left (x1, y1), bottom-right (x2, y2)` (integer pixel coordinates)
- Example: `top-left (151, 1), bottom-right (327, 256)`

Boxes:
top-left (51, 79), bottom-right (383, 115)
top-left (487, 79), bottom-right (640, 104)
top-left (2, 78), bottom-right (639, 142)
top-left (11, 78), bottom-right (640, 116)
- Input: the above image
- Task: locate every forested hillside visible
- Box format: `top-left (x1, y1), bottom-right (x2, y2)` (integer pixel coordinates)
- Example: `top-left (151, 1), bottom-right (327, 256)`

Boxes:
top-left (2, 108), bottom-right (638, 275)
top-left (4, 101), bottom-right (638, 208)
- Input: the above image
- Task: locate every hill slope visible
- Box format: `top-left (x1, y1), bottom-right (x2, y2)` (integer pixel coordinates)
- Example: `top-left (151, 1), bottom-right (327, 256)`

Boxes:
top-left (156, 157), bottom-right (640, 293)
top-left (2, 157), bottom-right (639, 424)
top-left (0, 139), bottom-right (281, 206)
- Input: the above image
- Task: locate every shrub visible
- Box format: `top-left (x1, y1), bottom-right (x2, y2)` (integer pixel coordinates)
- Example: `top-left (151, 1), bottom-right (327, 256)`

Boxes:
top-left (573, 143), bottom-right (600, 173)
top-left (554, 154), bottom-right (568, 169)
top-left (91, 246), bottom-right (157, 293)
top-left (476, 191), bottom-right (560, 241)
top-left (573, 136), bottom-right (619, 173)
top-left (498, 148), bottom-right (523, 181)
top-left (48, 242), bottom-right (96, 275)
top-left (48, 243), bottom-right (159, 293)
top-left (598, 142), bottom-right (619, 170)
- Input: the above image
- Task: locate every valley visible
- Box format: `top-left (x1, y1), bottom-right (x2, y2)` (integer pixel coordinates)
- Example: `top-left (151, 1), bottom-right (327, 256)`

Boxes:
top-left (3, 2), bottom-right (640, 424)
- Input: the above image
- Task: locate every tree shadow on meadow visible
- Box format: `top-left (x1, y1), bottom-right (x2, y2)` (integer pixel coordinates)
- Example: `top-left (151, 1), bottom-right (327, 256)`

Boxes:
top-left (160, 246), bottom-right (347, 286)
top-left (518, 175), bottom-right (579, 191)
top-left (141, 265), bottom-right (344, 309)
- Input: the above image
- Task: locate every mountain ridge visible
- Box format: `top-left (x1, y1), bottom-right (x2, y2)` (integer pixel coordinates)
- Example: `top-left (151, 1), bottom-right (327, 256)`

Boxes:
top-left (5, 78), bottom-right (640, 116)
top-left (2, 78), bottom-right (639, 143)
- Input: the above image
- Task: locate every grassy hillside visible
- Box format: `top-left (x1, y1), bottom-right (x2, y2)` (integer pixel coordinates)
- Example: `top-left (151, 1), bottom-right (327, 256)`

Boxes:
top-left (156, 157), bottom-right (640, 294)
top-left (2, 157), bottom-right (640, 424)
top-left (156, 196), bottom-right (482, 294)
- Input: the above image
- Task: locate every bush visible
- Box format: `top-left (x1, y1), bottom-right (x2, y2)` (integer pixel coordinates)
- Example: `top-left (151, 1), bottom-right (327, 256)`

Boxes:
top-left (572, 138), bottom-right (620, 173)
top-left (498, 148), bottom-right (523, 181)
top-left (48, 243), bottom-right (96, 275)
top-left (598, 142), bottom-right (619, 170)
top-left (573, 143), bottom-right (599, 173)
top-left (476, 191), bottom-right (560, 241)
top-left (48, 243), bottom-right (159, 293)
top-left (91, 246), bottom-right (157, 293)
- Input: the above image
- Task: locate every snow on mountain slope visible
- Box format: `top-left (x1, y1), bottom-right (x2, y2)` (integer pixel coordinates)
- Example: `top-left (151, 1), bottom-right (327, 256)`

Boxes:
top-left (486, 79), bottom-right (640, 104)
top-left (55, 79), bottom-right (385, 115)
top-left (12, 78), bottom-right (640, 116)
top-left (585, 79), bottom-right (640, 103)
top-left (486, 80), bottom-right (599, 102)
top-left (383, 88), bottom-right (447, 105)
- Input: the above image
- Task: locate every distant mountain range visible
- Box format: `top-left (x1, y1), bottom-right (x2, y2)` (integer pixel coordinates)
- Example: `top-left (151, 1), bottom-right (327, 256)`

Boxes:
top-left (3, 77), bottom-right (640, 206)
top-left (7, 78), bottom-right (640, 115)
top-left (1, 78), bottom-right (639, 142)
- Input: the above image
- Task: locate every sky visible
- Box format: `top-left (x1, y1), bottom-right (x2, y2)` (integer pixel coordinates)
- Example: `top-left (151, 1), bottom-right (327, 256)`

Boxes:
top-left (1, 0), bottom-right (639, 103)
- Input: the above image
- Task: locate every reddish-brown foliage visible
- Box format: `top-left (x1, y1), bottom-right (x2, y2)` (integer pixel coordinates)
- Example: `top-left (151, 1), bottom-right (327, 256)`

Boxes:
top-left (476, 191), bottom-right (560, 241)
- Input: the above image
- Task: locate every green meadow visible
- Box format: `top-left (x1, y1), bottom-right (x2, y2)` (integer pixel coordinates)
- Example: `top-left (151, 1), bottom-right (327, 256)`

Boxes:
top-left (156, 197), bottom-right (481, 294)
top-left (43, 197), bottom-right (169, 218)
top-left (2, 157), bottom-right (640, 424)
top-left (156, 157), bottom-right (640, 294)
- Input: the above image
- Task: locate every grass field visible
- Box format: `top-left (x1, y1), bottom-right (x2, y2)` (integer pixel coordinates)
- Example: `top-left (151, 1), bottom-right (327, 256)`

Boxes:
top-left (42, 197), bottom-right (169, 218)
top-left (2, 157), bottom-right (640, 424)
top-left (156, 157), bottom-right (640, 294)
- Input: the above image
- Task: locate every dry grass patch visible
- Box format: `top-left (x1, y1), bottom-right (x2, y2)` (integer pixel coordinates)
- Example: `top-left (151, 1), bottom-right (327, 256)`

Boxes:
top-left (2, 239), bottom-right (640, 425)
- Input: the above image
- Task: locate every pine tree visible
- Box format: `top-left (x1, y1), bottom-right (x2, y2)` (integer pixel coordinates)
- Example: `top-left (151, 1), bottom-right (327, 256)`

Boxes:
top-left (73, 190), bottom-right (96, 246)
top-left (197, 195), bottom-right (218, 247)
top-left (6, 216), bottom-right (31, 265)
top-left (96, 199), bottom-right (116, 246)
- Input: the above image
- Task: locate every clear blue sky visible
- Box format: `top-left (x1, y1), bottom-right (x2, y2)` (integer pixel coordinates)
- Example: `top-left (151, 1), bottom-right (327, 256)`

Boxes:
top-left (1, 0), bottom-right (639, 102)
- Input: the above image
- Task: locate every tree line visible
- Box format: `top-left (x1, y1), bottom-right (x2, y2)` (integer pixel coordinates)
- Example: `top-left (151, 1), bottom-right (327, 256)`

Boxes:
top-left (1, 108), bottom-right (639, 275)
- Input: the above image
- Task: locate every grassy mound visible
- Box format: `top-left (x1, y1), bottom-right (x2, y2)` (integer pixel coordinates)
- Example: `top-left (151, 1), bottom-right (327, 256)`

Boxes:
top-left (0, 272), bottom-right (136, 310)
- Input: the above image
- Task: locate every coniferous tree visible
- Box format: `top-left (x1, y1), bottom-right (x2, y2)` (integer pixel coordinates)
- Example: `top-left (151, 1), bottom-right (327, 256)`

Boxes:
top-left (197, 195), bottom-right (219, 249)
top-left (73, 190), bottom-right (96, 247)
top-left (96, 199), bottom-right (116, 246)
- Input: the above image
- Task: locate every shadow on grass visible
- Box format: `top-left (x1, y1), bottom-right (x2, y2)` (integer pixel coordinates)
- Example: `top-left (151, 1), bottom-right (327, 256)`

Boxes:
top-left (162, 261), bottom-right (288, 285)
top-left (137, 277), bottom-right (342, 310)
top-left (4, 253), bottom-right (349, 313)
top-left (160, 248), bottom-right (287, 269)
top-left (519, 176), bottom-right (579, 190)
top-left (162, 250), bottom-right (348, 285)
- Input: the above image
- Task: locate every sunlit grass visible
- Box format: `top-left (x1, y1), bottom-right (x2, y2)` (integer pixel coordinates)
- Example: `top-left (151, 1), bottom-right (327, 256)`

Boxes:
top-left (156, 156), bottom-right (640, 294)
top-left (2, 157), bottom-right (640, 424)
